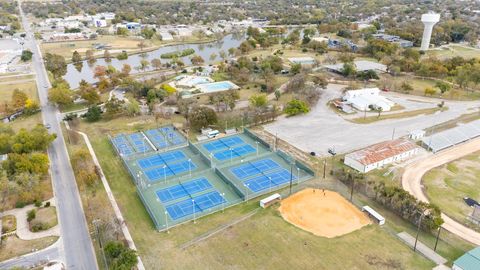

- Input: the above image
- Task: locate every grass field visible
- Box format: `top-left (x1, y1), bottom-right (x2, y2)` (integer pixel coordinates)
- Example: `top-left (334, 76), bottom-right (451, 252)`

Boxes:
top-left (0, 80), bottom-right (38, 104)
top-left (30, 207), bottom-right (58, 231)
top-left (68, 115), bottom-right (455, 269)
top-left (1, 215), bottom-right (16, 233)
top-left (349, 107), bottom-right (446, 124)
top-left (426, 45), bottom-right (480, 60)
top-left (423, 152), bottom-right (480, 231)
top-left (0, 236), bottom-right (58, 262)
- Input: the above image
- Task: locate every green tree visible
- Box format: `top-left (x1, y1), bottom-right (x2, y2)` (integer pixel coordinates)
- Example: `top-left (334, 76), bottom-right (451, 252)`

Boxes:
top-left (190, 55), bottom-right (205, 66)
top-left (400, 81), bottom-right (414, 93)
top-left (48, 81), bottom-right (73, 107)
top-left (141, 27), bottom-right (156, 39)
top-left (435, 81), bottom-right (451, 94)
top-left (151, 58), bottom-right (162, 70)
top-left (342, 62), bottom-right (356, 78)
top-left (104, 241), bottom-right (138, 270)
top-left (79, 83), bottom-right (100, 105)
top-left (72, 51), bottom-right (82, 63)
top-left (139, 59), bottom-right (149, 72)
top-left (290, 63), bottom-right (301, 74)
top-left (274, 89), bottom-right (281, 101)
top-left (249, 94), bottom-right (268, 108)
top-left (284, 99), bottom-right (310, 116)
top-left (84, 105), bottom-right (102, 122)
top-left (116, 27), bottom-right (129, 36)
top-left (189, 106), bottom-right (218, 130)
top-left (44, 53), bottom-right (67, 79)
top-left (27, 209), bottom-right (36, 222)
top-left (126, 99), bottom-right (140, 116)
top-left (11, 89), bottom-right (28, 109)
top-left (20, 50), bottom-right (33, 62)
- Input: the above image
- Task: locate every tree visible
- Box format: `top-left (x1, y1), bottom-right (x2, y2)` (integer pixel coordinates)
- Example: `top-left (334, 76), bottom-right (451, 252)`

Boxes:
top-left (10, 125), bottom-right (56, 154)
top-left (72, 51), bottom-right (82, 63)
top-left (401, 81), bottom-right (414, 93)
top-left (126, 99), bottom-right (140, 116)
top-left (249, 94), bottom-right (268, 108)
top-left (189, 106), bottom-right (218, 130)
top-left (44, 53), bottom-right (67, 79)
top-left (84, 105), bottom-right (102, 122)
top-left (284, 99), bottom-right (310, 116)
top-left (11, 89), bottom-right (28, 109)
top-left (341, 62), bottom-right (356, 78)
top-left (424, 87), bottom-right (436, 96)
top-left (104, 241), bottom-right (138, 270)
top-left (137, 41), bottom-right (146, 51)
top-left (139, 59), bottom-right (150, 72)
top-left (48, 81), bottom-right (73, 107)
top-left (121, 64), bottom-right (132, 77)
top-left (190, 55), bottom-right (205, 66)
top-left (151, 58), bottom-right (162, 70)
top-left (290, 63), bottom-right (301, 74)
top-left (104, 50), bottom-right (112, 62)
top-left (274, 90), bottom-right (281, 101)
top-left (24, 99), bottom-right (39, 115)
top-left (435, 81), bottom-right (451, 94)
top-left (79, 83), bottom-right (100, 105)
top-left (86, 50), bottom-right (96, 65)
top-left (141, 27), bottom-right (156, 39)
top-left (27, 209), bottom-right (36, 222)
top-left (20, 50), bottom-right (33, 62)
top-left (116, 27), bottom-right (129, 36)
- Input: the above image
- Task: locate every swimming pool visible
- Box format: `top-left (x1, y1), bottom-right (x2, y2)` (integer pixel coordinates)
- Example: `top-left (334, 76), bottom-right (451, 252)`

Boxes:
top-left (197, 81), bottom-right (239, 93)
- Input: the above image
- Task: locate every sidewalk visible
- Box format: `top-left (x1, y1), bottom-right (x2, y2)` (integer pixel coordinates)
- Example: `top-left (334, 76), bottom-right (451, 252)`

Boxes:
top-left (1, 198), bottom-right (60, 240)
top-left (397, 232), bottom-right (447, 266)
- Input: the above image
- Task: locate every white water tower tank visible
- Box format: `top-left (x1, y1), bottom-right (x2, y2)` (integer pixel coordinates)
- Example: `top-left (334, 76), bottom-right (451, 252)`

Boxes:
top-left (421, 12), bottom-right (440, 51)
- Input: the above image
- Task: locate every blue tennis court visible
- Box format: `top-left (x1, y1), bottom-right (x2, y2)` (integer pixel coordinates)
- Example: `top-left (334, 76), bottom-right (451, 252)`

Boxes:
top-left (156, 178), bottom-right (212, 203)
top-left (230, 159), bottom-right (280, 180)
top-left (145, 129), bottom-right (168, 149)
top-left (168, 160), bottom-right (197, 174)
top-left (213, 144), bottom-right (256, 161)
top-left (166, 191), bottom-right (226, 220)
top-left (127, 133), bottom-right (152, 153)
top-left (112, 136), bottom-right (134, 156)
top-left (137, 151), bottom-right (186, 169)
top-left (202, 136), bottom-right (244, 152)
top-left (244, 169), bottom-right (296, 193)
top-left (144, 166), bottom-right (175, 181)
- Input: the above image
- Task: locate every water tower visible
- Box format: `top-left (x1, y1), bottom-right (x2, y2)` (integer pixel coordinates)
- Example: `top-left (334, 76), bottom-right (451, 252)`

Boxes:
top-left (420, 12), bottom-right (440, 51)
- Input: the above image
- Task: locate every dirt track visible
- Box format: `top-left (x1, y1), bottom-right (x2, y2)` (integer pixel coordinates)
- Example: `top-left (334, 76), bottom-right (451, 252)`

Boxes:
top-left (278, 188), bottom-right (371, 238)
top-left (402, 137), bottom-right (480, 245)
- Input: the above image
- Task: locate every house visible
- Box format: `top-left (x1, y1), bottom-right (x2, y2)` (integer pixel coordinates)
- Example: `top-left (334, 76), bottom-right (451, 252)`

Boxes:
top-left (372, 33), bottom-right (414, 48)
top-left (324, 60), bottom-right (388, 74)
top-left (342, 87), bottom-right (395, 111)
top-left (453, 247), bottom-right (480, 270)
top-left (344, 139), bottom-right (419, 173)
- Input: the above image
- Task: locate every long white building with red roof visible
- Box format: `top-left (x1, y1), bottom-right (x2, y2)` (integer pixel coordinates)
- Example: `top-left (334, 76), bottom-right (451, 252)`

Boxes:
top-left (344, 138), bottom-right (419, 173)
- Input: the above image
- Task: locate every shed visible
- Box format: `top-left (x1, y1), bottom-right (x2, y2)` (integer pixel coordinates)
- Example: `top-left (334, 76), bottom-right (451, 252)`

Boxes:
top-left (453, 247), bottom-right (480, 270)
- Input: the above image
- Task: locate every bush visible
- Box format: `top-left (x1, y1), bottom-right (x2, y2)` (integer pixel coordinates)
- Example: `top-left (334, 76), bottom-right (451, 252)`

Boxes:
top-left (21, 50), bottom-right (33, 61)
top-left (15, 201), bottom-right (26, 208)
top-left (27, 209), bottom-right (36, 223)
top-left (34, 200), bottom-right (42, 207)
top-left (44, 201), bottom-right (51, 207)
top-left (83, 105), bottom-right (102, 122)
top-left (116, 51), bottom-right (128, 60)
top-left (284, 99), bottom-right (310, 116)
top-left (260, 84), bottom-right (268, 92)
top-left (31, 222), bottom-right (47, 232)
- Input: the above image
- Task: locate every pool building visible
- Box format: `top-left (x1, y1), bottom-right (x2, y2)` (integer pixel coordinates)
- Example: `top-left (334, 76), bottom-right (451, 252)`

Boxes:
top-left (170, 75), bottom-right (239, 96)
top-left (110, 126), bottom-right (314, 231)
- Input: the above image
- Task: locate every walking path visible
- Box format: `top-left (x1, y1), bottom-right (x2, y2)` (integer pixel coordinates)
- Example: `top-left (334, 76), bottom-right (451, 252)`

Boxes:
top-left (402, 137), bottom-right (480, 245)
top-left (397, 232), bottom-right (447, 266)
top-left (64, 121), bottom-right (145, 270)
top-left (1, 198), bottom-right (60, 240)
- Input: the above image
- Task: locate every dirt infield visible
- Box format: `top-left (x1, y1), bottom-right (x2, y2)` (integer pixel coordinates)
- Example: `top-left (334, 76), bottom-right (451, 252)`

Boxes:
top-left (278, 188), bottom-right (371, 238)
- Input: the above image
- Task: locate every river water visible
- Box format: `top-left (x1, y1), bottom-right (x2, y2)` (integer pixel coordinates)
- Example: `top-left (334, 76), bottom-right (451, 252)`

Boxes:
top-left (63, 32), bottom-right (247, 88)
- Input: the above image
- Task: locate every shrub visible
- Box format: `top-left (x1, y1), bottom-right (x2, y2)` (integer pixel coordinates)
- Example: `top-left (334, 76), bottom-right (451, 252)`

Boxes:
top-left (116, 51), bottom-right (128, 60)
top-left (31, 223), bottom-right (47, 232)
top-left (15, 201), bottom-right (26, 208)
top-left (27, 209), bottom-right (36, 223)
top-left (44, 201), bottom-right (51, 207)
top-left (34, 200), bottom-right (42, 207)
top-left (284, 99), bottom-right (310, 116)
top-left (21, 50), bottom-right (33, 61)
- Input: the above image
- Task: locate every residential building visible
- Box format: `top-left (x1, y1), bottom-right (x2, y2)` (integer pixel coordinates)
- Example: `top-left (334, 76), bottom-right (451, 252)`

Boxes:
top-left (342, 87), bottom-right (395, 112)
top-left (344, 139), bottom-right (419, 173)
top-left (372, 33), bottom-right (414, 48)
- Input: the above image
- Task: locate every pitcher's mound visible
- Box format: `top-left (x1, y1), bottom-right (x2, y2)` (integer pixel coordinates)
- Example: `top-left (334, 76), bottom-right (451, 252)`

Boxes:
top-left (279, 188), bottom-right (371, 238)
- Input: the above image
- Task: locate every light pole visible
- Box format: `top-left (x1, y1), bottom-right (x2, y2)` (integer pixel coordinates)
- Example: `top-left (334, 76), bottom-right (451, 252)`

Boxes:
top-left (192, 199), bottom-right (196, 224)
top-left (244, 183), bottom-right (249, 201)
top-left (297, 167), bottom-right (300, 184)
top-left (163, 165), bottom-right (167, 184)
top-left (323, 159), bottom-right (327, 179)
top-left (414, 210), bottom-right (430, 252)
top-left (209, 152), bottom-right (213, 168)
top-left (289, 163), bottom-right (294, 195)
top-left (188, 159), bottom-right (192, 176)
top-left (434, 226), bottom-right (442, 251)
top-left (165, 210), bottom-right (169, 233)
top-left (221, 193), bottom-right (225, 212)
top-left (229, 148), bottom-right (233, 164)
top-left (256, 141), bottom-right (259, 156)
top-left (268, 176), bottom-right (272, 193)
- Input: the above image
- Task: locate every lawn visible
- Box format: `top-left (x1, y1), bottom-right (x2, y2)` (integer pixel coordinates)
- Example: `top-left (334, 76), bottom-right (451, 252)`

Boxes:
top-left (0, 236), bottom-right (58, 262)
top-left (1, 215), bottom-right (16, 234)
top-left (349, 107), bottom-right (446, 124)
top-left (423, 152), bottom-right (480, 231)
top-left (426, 45), bottom-right (480, 60)
top-left (30, 207), bottom-right (58, 232)
top-left (71, 115), bottom-right (446, 269)
top-left (0, 80), bottom-right (38, 104)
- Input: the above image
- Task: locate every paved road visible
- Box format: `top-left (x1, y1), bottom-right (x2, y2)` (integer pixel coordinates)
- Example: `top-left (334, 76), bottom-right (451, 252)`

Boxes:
top-left (17, 1), bottom-right (98, 269)
top-left (265, 84), bottom-right (480, 156)
top-left (402, 138), bottom-right (480, 246)
top-left (0, 240), bottom-right (60, 269)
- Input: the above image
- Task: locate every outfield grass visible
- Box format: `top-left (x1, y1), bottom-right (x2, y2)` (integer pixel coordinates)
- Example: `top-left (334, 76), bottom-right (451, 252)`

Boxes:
top-left (70, 115), bottom-right (448, 269)
top-left (349, 107), bottom-right (446, 124)
top-left (423, 152), bottom-right (480, 231)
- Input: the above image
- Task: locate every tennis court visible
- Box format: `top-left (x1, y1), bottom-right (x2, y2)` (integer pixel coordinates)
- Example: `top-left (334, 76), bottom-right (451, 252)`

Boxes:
top-left (203, 136), bottom-right (245, 152)
top-left (127, 133), bottom-right (152, 153)
top-left (111, 135), bottom-right (134, 156)
top-left (144, 160), bottom-right (197, 181)
top-left (213, 144), bottom-right (256, 161)
top-left (165, 191), bottom-right (226, 220)
top-left (145, 129), bottom-right (169, 149)
top-left (138, 151), bottom-right (187, 169)
top-left (244, 169), bottom-right (296, 193)
top-left (230, 158), bottom-right (280, 180)
top-left (156, 178), bottom-right (212, 203)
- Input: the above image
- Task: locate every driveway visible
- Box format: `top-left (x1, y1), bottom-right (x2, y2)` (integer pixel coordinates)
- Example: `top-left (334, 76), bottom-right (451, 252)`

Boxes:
top-left (265, 84), bottom-right (480, 156)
